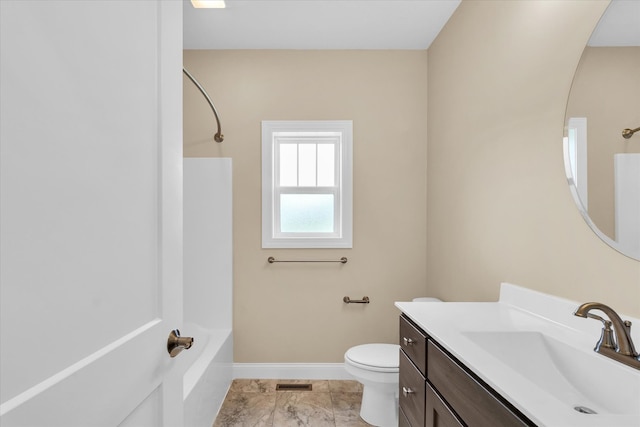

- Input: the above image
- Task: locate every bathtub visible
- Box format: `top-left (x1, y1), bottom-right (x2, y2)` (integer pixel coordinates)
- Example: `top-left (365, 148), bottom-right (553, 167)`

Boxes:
top-left (183, 158), bottom-right (234, 427)
top-left (181, 323), bottom-right (233, 427)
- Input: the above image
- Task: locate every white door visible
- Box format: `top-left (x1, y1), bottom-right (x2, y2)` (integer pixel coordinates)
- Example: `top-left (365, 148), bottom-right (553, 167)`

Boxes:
top-left (0, 1), bottom-right (184, 426)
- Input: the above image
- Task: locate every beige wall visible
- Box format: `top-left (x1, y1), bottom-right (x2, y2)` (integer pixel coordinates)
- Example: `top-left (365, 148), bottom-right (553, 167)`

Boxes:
top-left (566, 46), bottom-right (640, 239)
top-left (427, 0), bottom-right (640, 315)
top-left (183, 51), bottom-right (429, 362)
top-left (184, 1), bottom-right (640, 364)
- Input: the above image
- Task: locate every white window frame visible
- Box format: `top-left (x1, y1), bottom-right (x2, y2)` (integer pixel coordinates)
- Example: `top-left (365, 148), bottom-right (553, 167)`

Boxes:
top-left (262, 120), bottom-right (353, 248)
top-left (566, 117), bottom-right (588, 208)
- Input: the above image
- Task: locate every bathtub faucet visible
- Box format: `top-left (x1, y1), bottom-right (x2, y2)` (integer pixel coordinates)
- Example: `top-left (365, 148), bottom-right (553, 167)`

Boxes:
top-left (574, 302), bottom-right (640, 370)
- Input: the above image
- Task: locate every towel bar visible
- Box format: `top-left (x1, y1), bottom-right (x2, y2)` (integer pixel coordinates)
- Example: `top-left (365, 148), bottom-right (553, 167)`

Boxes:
top-left (268, 256), bottom-right (347, 264)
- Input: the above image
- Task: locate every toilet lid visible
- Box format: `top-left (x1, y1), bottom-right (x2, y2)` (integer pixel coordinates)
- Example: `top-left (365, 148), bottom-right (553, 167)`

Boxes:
top-left (345, 344), bottom-right (399, 369)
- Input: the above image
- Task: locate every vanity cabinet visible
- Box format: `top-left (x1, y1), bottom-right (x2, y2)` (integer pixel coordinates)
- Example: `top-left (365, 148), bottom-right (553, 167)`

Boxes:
top-left (399, 315), bottom-right (534, 427)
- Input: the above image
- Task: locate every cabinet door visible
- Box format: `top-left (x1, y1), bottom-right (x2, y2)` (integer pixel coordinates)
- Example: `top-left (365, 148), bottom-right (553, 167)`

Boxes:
top-left (426, 384), bottom-right (464, 427)
top-left (399, 350), bottom-right (426, 427)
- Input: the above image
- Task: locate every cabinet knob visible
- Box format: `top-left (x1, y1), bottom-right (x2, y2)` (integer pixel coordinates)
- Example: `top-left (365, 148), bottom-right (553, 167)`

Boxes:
top-left (403, 337), bottom-right (415, 346)
top-left (402, 386), bottom-right (415, 397)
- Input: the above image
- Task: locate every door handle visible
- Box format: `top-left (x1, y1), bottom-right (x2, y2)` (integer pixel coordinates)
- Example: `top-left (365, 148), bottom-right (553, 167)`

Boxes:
top-left (167, 329), bottom-right (194, 358)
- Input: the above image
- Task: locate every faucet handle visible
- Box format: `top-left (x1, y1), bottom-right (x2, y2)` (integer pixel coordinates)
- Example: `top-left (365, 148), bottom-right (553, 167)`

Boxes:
top-left (622, 320), bottom-right (639, 357)
top-left (586, 313), bottom-right (616, 351)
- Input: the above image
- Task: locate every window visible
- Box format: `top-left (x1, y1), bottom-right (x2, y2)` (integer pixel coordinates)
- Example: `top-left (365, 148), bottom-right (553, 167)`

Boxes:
top-left (262, 120), bottom-right (352, 248)
top-left (565, 117), bottom-right (588, 207)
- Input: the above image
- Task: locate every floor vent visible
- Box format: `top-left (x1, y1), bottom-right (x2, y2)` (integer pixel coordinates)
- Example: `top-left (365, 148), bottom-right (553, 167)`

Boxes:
top-left (276, 383), bottom-right (313, 391)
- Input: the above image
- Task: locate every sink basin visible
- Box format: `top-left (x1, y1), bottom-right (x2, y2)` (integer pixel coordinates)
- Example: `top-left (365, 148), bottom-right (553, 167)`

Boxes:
top-left (462, 331), bottom-right (640, 416)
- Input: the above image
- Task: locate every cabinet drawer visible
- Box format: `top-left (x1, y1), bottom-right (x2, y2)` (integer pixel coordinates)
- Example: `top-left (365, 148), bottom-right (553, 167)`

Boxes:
top-left (400, 315), bottom-right (427, 375)
top-left (426, 383), bottom-right (464, 427)
top-left (399, 349), bottom-right (426, 427)
top-left (427, 341), bottom-right (531, 427)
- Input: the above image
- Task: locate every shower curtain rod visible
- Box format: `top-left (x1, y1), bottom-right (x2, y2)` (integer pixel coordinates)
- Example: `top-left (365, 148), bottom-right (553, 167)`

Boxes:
top-left (622, 126), bottom-right (640, 139)
top-left (183, 67), bottom-right (224, 143)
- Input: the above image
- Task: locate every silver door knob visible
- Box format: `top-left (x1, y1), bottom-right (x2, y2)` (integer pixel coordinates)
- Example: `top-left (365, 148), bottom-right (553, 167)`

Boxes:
top-left (167, 329), bottom-right (194, 358)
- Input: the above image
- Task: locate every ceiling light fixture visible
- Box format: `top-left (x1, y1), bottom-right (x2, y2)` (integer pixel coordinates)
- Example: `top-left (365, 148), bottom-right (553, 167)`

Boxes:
top-left (190, 0), bottom-right (226, 8)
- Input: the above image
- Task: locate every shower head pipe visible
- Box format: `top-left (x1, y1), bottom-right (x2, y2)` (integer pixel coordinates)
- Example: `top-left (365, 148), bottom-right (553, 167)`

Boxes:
top-left (622, 126), bottom-right (639, 140)
top-left (183, 67), bottom-right (224, 142)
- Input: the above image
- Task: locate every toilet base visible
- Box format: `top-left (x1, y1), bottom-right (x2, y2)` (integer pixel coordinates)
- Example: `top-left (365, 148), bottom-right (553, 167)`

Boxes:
top-left (359, 384), bottom-right (398, 427)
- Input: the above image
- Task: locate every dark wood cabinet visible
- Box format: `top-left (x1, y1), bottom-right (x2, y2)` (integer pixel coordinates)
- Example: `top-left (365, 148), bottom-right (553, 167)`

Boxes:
top-left (399, 315), bottom-right (535, 427)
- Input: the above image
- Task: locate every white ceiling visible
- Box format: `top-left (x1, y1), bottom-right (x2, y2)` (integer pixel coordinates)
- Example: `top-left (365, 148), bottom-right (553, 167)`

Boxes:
top-left (588, 0), bottom-right (640, 47)
top-left (183, 0), bottom-right (639, 50)
top-left (183, 0), bottom-right (461, 50)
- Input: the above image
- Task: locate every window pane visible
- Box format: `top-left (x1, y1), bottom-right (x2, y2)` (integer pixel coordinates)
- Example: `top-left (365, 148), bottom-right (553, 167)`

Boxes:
top-left (317, 144), bottom-right (335, 186)
top-left (298, 144), bottom-right (316, 187)
top-left (279, 144), bottom-right (297, 186)
top-left (280, 194), bottom-right (334, 233)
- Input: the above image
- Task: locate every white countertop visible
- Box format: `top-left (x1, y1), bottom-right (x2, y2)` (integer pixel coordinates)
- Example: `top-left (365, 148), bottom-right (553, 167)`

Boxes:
top-left (395, 283), bottom-right (640, 427)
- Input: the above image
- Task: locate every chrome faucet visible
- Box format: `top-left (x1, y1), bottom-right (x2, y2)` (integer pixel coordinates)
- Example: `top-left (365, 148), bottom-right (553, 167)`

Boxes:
top-left (574, 302), bottom-right (640, 370)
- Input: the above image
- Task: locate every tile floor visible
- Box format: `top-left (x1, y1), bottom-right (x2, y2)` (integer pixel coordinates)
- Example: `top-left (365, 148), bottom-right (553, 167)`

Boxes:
top-left (213, 379), bottom-right (374, 427)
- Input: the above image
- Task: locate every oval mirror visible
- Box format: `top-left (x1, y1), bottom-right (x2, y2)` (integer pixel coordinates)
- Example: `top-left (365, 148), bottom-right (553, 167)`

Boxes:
top-left (564, 0), bottom-right (640, 261)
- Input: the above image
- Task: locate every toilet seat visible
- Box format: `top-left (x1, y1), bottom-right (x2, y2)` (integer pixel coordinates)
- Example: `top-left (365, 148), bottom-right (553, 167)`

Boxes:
top-left (345, 343), bottom-right (399, 373)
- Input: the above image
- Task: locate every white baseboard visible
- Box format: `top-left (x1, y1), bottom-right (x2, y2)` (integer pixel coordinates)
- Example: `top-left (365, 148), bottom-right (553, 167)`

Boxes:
top-left (232, 363), bottom-right (352, 380)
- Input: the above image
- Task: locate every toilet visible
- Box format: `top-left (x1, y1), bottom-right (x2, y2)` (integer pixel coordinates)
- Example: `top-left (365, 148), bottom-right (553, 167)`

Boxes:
top-left (344, 297), bottom-right (442, 426)
top-left (344, 343), bottom-right (399, 427)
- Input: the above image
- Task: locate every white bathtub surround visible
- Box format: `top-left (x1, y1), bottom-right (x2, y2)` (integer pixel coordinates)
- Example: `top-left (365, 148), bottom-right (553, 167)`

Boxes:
top-left (184, 158), bottom-right (233, 332)
top-left (396, 283), bottom-right (640, 427)
top-left (183, 158), bottom-right (233, 427)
